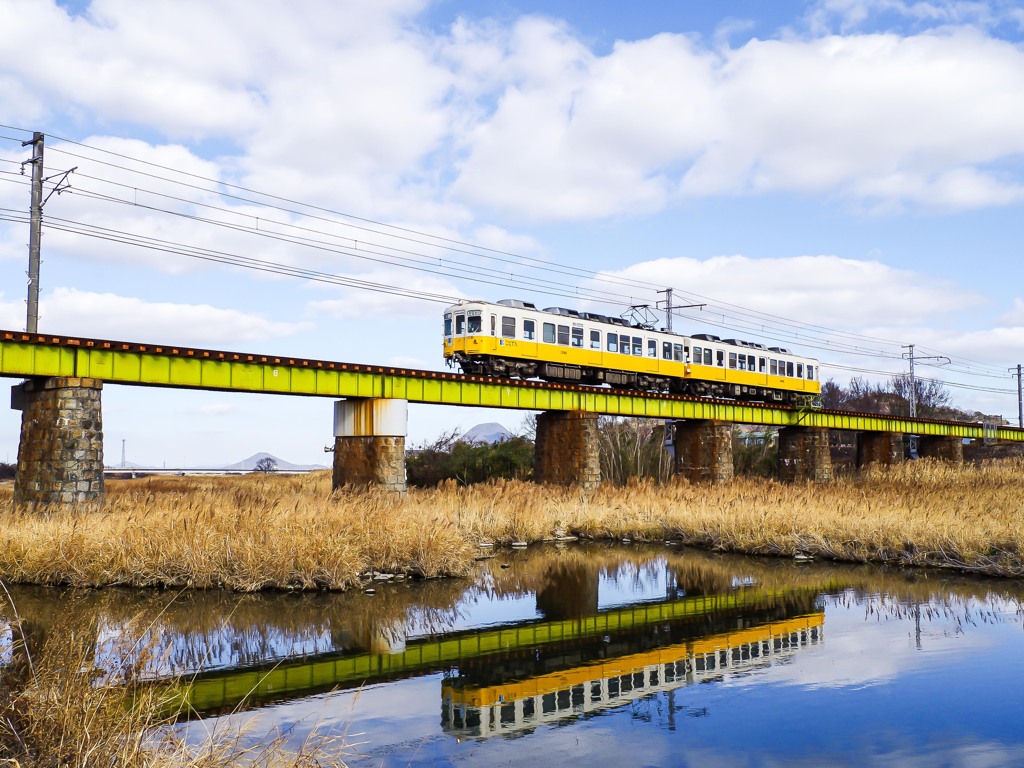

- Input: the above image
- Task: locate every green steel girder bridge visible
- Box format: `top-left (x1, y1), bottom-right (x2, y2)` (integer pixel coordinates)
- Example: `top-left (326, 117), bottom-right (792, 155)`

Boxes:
top-left (3, 329), bottom-right (1020, 440)
top-left (169, 583), bottom-right (826, 717)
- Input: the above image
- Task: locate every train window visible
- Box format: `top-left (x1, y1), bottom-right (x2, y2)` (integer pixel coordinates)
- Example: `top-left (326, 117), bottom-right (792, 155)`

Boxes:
top-left (607, 333), bottom-right (618, 352)
top-left (737, 355), bottom-right (746, 371)
top-left (648, 339), bottom-right (657, 357)
top-left (693, 345), bottom-right (702, 363)
top-left (704, 348), bottom-right (712, 365)
top-left (759, 357), bottom-right (766, 373)
top-left (591, 330), bottom-right (601, 349)
top-left (444, 314), bottom-right (452, 336)
top-left (770, 359), bottom-right (778, 375)
top-left (490, 315), bottom-right (496, 335)
top-left (468, 315), bottom-right (482, 334)
top-left (620, 335), bottom-right (630, 355)
top-left (787, 361), bottom-right (794, 377)
top-left (729, 352), bottom-right (738, 369)
top-left (807, 365), bottom-right (815, 380)
top-left (501, 316), bottom-right (515, 338)
top-left (632, 338), bottom-right (643, 356)
top-left (543, 322), bottom-right (555, 343)
top-left (455, 314), bottom-right (465, 335)
top-left (524, 319), bottom-right (536, 340)
top-left (557, 325), bottom-right (570, 345)
top-left (748, 355), bottom-right (756, 370)
top-left (717, 350), bottom-right (725, 366)
top-left (663, 341), bottom-right (672, 359)
top-left (571, 327), bottom-right (584, 347)
top-left (676, 344), bottom-right (685, 362)
top-left (797, 363), bottom-right (804, 378)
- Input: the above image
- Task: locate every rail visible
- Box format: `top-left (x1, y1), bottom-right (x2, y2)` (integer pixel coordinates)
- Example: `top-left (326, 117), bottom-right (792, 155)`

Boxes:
top-left (3, 329), bottom-right (1021, 439)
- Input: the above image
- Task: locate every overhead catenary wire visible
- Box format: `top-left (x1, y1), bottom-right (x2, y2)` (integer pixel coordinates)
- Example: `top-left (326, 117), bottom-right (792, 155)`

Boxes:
top-left (40, 138), bottom-right (964, 356)
top-left (0, 124), bottom-right (1017, 394)
top-left (56, 180), bottom-right (1016, 378)
top-left (49, 164), bottom-right (995, 368)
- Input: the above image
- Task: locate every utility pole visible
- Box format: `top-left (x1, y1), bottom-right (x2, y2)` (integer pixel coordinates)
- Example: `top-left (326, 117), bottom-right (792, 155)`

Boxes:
top-left (658, 288), bottom-right (673, 332)
top-left (656, 287), bottom-right (705, 333)
top-left (901, 344), bottom-right (950, 418)
top-left (902, 344), bottom-right (917, 417)
top-left (1011, 364), bottom-right (1023, 429)
top-left (23, 132), bottom-right (43, 334)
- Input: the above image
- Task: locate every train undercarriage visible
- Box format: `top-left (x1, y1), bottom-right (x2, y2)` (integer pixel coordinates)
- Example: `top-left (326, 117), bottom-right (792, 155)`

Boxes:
top-left (451, 352), bottom-right (812, 406)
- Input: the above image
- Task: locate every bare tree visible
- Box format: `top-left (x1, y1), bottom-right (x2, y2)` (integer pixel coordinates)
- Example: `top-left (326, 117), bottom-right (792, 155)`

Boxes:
top-left (254, 456), bottom-right (277, 473)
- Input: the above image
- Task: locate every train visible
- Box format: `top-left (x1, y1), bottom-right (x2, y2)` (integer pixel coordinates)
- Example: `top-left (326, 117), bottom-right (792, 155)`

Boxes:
top-left (443, 298), bottom-right (822, 405)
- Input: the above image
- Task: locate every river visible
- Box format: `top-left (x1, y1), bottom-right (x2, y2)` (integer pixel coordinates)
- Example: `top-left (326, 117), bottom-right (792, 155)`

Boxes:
top-left (3, 543), bottom-right (1023, 766)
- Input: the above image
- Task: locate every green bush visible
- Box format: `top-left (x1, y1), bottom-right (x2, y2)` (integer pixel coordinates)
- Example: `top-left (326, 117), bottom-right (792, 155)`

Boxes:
top-left (407, 435), bottom-right (534, 487)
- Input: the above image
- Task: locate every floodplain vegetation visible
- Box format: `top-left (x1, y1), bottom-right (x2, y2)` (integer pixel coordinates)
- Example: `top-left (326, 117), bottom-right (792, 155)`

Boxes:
top-left (1, 458), bottom-right (1023, 591)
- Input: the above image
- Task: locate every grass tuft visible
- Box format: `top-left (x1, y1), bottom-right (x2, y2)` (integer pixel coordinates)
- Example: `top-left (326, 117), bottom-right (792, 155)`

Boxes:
top-left (1, 459), bottom-right (1023, 589)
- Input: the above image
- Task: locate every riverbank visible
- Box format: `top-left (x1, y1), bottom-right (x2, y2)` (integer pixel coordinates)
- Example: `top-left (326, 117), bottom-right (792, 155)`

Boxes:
top-left (1, 458), bottom-right (1022, 589)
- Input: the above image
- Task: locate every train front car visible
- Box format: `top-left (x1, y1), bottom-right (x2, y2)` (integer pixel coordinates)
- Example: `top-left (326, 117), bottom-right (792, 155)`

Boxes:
top-left (444, 299), bottom-right (544, 380)
top-left (443, 299), bottom-right (821, 405)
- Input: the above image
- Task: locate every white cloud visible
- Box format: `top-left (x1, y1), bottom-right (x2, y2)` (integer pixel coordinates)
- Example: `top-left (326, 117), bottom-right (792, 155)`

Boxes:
top-left (306, 269), bottom-right (460, 320)
top-left (4, 1), bottom-right (1024, 229)
top-left (806, 0), bottom-right (1011, 34)
top-left (194, 403), bottom-right (237, 416)
top-left (450, 19), bottom-right (1024, 219)
top-left (0, 292), bottom-right (22, 330)
top-left (998, 298), bottom-right (1024, 325)
top-left (37, 287), bottom-right (310, 346)
top-left (598, 253), bottom-right (983, 332)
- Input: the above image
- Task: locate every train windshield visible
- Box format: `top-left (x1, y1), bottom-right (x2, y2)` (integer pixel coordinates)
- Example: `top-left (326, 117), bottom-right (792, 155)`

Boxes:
top-left (455, 314), bottom-right (465, 335)
top-left (468, 315), bottom-right (482, 334)
top-left (444, 314), bottom-right (452, 336)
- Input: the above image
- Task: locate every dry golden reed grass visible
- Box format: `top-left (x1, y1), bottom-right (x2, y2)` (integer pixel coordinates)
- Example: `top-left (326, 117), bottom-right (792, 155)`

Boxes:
top-left (0, 458), bottom-right (1022, 590)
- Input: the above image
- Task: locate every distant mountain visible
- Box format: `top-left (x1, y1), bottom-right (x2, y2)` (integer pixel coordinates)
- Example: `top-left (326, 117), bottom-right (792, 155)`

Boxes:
top-left (461, 422), bottom-right (515, 445)
top-left (220, 452), bottom-right (328, 471)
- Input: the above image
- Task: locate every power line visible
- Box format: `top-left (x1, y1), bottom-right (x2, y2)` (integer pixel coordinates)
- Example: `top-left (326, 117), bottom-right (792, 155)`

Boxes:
top-left (0, 126), bottom-right (1018, 393)
top-left (43, 138), bottom-right (963, 356)
top-left (60, 178), bottom-right (1018, 379)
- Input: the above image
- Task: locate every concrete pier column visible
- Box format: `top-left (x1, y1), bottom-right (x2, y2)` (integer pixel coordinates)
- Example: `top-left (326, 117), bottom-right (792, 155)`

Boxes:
top-left (13, 377), bottom-right (104, 505)
top-left (534, 410), bottom-right (600, 489)
top-left (856, 432), bottom-right (904, 469)
top-left (777, 427), bottom-right (833, 483)
top-left (918, 435), bottom-right (964, 463)
top-left (332, 398), bottom-right (407, 492)
top-left (672, 420), bottom-right (733, 484)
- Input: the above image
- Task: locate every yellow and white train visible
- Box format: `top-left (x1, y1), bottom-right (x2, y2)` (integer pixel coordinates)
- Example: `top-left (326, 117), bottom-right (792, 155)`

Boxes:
top-left (443, 298), bottom-right (821, 404)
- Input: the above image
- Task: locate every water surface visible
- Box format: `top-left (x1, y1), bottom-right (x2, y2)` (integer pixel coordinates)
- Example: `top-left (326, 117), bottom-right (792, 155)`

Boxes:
top-left (3, 544), bottom-right (1023, 767)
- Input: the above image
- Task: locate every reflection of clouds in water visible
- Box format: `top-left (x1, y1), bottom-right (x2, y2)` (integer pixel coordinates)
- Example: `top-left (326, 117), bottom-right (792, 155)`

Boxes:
top-left (725, 592), bottom-right (1023, 692)
top-left (166, 565), bottom-right (1024, 767)
top-left (0, 621), bottom-right (11, 666)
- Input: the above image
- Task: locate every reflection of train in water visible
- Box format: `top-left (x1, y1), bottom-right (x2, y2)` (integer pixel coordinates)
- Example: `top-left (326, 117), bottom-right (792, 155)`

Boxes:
top-left (443, 299), bottom-right (822, 404)
top-left (441, 613), bottom-right (824, 740)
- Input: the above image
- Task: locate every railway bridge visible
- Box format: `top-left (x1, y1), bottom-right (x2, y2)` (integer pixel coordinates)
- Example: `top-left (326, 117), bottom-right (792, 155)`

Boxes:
top-left (3, 329), bottom-right (1021, 504)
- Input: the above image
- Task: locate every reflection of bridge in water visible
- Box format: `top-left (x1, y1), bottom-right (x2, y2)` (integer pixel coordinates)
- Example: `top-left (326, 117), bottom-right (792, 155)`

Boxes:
top-left (441, 612), bottom-right (824, 740)
top-left (180, 579), bottom-right (824, 717)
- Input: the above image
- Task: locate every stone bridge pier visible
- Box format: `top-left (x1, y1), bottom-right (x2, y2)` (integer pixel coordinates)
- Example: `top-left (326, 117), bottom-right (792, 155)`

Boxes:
top-left (12, 376), bottom-right (105, 505)
top-left (918, 435), bottom-right (964, 463)
top-left (856, 432), bottom-right (904, 468)
top-left (671, 420), bottom-right (734, 484)
top-left (777, 427), bottom-right (833, 483)
top-left (332, 398), bottom-right (407, 493)
top-left (534, 410), bottom-right (600, 489)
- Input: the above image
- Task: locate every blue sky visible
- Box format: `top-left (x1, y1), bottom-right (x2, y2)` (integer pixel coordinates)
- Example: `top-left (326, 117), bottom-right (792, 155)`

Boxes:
top-left (1, 0), bottom-right (1024, 467)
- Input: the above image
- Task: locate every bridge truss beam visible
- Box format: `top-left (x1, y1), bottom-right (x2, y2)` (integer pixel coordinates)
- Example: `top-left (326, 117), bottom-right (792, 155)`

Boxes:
top-left (3, 330), bottom-right (1022, 441)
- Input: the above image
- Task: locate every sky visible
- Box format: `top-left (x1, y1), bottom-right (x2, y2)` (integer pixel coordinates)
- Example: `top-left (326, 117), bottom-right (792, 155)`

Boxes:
top-left (2, 0), bottom-right (1024, 467)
